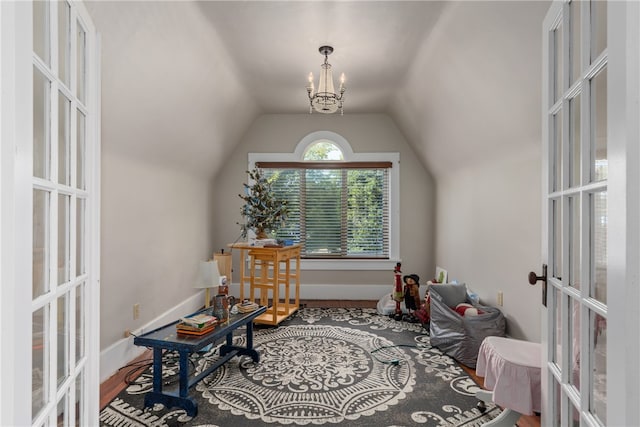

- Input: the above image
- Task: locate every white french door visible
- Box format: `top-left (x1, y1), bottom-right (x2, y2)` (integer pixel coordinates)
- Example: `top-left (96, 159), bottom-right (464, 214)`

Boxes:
top-left (542, 1), bottom-right (640, 426)
top-left (0, 1), bottom-right (100, 426)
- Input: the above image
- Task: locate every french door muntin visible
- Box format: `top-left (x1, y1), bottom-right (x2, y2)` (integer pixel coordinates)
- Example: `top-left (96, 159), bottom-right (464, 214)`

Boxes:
top-left (544, 1), bottom-right (608, 426)
top-left (31, 1), bottom-right (93, 425)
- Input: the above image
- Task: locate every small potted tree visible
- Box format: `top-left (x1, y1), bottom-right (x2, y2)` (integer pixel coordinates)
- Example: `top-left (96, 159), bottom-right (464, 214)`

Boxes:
top-left (238, 168), bottom-right (288, 239)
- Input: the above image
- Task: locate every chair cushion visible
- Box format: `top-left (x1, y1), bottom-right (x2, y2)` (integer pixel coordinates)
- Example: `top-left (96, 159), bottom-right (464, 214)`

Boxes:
top-left (429, 283), bottom-right (468, 307)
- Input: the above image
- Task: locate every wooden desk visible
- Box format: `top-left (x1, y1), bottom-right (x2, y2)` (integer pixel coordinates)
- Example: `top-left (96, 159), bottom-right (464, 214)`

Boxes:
top-left (229, 243), bottom-right (301, 325)
top-left (133, 306), bottom-right (266, 417)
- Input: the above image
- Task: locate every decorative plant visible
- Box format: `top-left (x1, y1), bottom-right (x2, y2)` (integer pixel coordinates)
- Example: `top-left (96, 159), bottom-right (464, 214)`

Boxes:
top-left (238, 168), bottom-right (288, 239)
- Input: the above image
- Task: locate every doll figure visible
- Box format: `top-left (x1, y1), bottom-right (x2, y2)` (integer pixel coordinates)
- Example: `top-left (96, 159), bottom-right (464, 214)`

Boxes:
top-left (392, 263), bottom-right (404, 320)
top-left (403, 274), bottom-right (421, 318)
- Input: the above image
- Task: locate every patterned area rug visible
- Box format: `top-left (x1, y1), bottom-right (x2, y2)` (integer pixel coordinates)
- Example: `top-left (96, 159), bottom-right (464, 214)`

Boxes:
top-left (100, 308), bottom-right (501, 426)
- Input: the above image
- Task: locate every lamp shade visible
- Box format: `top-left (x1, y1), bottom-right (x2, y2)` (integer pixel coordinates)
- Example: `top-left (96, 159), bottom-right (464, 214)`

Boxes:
top-left (195, 260), bottom-right (221, 289)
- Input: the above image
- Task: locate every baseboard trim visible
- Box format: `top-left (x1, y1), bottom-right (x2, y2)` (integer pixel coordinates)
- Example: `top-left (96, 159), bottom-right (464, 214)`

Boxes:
top-left (100, 284), bottom-right (390, 382)
top-left (99, 292), bottom-right (204, 383)
top-left (229, 282), bottom-right (390, 301)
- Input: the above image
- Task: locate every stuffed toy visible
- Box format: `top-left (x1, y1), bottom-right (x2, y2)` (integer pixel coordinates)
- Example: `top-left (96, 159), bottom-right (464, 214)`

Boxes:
top-left (403, 274), bottom-right (421, 317)
top-left (392, 263), bottom-right (404, 320)
top-left (454, 303), bottom-right (485, 317)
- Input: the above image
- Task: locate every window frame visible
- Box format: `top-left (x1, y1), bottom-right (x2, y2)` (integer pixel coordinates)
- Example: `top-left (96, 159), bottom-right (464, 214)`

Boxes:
top-left (248, 131), bottom-right (399, 271)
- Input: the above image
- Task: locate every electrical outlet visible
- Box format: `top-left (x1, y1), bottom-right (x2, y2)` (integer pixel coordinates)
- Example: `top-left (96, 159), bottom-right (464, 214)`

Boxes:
top-left (497, 291), bottom-right (504, 306)
top-left (124, 329), bottom-right (131, 338)
top-left (133, 303), bottom-right (140, 320)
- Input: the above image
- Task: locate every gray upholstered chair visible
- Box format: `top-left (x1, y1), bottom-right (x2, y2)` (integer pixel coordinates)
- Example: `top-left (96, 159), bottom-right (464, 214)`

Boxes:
top-left (429, 283), bottom-right (506, 368)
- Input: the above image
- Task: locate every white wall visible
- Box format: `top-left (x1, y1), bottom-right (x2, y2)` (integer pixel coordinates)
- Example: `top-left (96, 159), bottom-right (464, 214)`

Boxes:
top-left (389, 1), bottom-right (548, 342)
top-left (436, 144), bottom-right (542, 341)
top-left (88, 0), bottom-right (260, 359)
top-left (212, 113), bottom-right (436, 297)
top-left (100, 152), bottom-right (215, 348)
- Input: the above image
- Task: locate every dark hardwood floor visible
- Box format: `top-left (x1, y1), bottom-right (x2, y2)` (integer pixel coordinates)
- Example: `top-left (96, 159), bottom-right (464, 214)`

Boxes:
top-left (100, 300), bottom-right (540, 426)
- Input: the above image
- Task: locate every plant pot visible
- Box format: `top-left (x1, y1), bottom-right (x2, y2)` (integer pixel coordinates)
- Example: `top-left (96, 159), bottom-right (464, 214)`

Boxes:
top-left (255, 229), bottom-right (269, 239)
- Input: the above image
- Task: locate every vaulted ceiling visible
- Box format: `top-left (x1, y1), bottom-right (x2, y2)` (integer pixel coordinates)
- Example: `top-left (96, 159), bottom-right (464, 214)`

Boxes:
top-left (85, 1), bottom-right (550, 179)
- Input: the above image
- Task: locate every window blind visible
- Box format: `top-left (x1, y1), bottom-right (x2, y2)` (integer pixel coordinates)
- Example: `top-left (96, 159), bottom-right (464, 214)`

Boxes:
top-left (259, 162), bottom-right (390, 259)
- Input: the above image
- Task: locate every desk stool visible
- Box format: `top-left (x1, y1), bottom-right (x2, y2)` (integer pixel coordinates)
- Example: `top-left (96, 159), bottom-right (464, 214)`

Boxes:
top-left (475, 336), bottom-right (542, 426)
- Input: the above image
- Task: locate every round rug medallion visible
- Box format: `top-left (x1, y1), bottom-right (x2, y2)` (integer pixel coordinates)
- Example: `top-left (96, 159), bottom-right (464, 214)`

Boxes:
top-left (194, 324), bottom-right (416, 425)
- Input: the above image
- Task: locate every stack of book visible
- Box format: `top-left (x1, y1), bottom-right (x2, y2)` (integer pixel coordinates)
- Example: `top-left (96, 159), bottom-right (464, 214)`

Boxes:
top-left (176, 313), bottom-right (218, 336)
top-left (237, 301), bottom-right (260, 313)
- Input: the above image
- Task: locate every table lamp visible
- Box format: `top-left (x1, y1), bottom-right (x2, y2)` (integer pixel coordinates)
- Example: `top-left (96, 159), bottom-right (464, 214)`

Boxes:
top-left (195, 260), bottom-right (221, 308)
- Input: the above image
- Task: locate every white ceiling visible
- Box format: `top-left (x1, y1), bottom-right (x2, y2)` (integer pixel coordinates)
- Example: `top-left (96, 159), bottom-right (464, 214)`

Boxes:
top-left (194, 1), bottom-right (448, 114)
top-left (85, 1), bottom-right (550, 178)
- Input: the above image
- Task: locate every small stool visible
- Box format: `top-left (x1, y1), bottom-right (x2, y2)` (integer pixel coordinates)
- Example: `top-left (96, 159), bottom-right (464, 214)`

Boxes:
top-left (475, 336), bottom-right (541, 426)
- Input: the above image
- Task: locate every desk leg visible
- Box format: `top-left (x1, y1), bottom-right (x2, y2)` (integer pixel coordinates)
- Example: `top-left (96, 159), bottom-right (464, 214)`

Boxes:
top-left (219, 321), bottom-right (260, 363)
top-left (152, 347), bottom-right (163, 393)
top-left (179, 349), bottom-right (190, 399)
top-left (144, 348), bottom-right (199, 417)
top-left (246, 321), bottom-right (254, 353)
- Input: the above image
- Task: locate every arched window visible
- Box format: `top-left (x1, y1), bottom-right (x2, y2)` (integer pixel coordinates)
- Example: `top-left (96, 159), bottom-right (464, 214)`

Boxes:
top-left (249, 131), bottom-right (399, 270)
top-left (302, 141), bottom-right (344, 161)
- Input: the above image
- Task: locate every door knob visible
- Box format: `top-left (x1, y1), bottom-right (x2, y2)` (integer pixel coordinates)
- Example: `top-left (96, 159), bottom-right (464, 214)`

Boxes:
top-left (528, 264), bottom-right (547, 285)
top-left (528, 264), bottom-right (548, 306)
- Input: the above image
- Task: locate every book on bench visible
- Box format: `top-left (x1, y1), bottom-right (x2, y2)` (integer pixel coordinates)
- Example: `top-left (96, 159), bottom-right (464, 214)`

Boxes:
top-left (176, 313), bottom-right (218, 335)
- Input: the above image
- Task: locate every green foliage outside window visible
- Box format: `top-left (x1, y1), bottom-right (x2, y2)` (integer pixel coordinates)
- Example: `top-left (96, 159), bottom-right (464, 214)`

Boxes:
top-left (265, 168), bottom-right (387, 258)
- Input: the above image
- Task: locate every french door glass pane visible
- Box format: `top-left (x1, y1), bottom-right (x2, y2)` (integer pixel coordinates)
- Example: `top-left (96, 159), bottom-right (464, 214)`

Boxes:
top-left (75, 284), bottom-right (85, 362)
top-left (570, 0), bottom-right (581, 85)
top-left (76, 22), bottom-right (87, 103)
top-left (76, 111), bottom-right (86, 190)
top-left (552, 287), bottom-right (562, 366)
top-left (590, 0), bottom-right (607, 62)
top-left (591, 67), bottom-right (608, 182)
top-left (57, 294), bottom-right (69, 387)
top-left (568, 400), bottom-right (580, 426)
top-left (58, 194), bottom-right (70, 285)
top-left (75, 371), bottom-right (84, 426)
top-left (568, 297), bottom-right (581, 391)
top-left (569, 196), bottom-right (580, 289)
top-left (76, 199), bottom-right (86, 276)
top-left (34, 67), bottom-right (51, 180)
top-left (33, 1), bottom-right (50, 66)
top-left (553, 111), bottom-right (563, 192)
top-left (33, 190), bottom-right (50, 299)
top-left (58, 93), bottom-right (70, 185)
top-left (569, 94), bottom-right (581, 187)
top-left (552, 377), bottom-right (562, 425)
top-left (590, 191), bottom-right (607, 303)
top-left (553, 24), bottom-right (563, 103)
top-left (32, 305), bottom-right (49, 420)
top-left (591, 309), bottom-right (607, 424)
top-left (57, 396), bottom-right (68, 427)
top-left (58, 1), bottom-right (70, 86)
top-left (552, 199), bottom-right (563, 279)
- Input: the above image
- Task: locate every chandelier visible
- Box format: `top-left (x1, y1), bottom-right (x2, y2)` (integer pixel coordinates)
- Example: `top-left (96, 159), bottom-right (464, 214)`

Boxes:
top-left (306, 46), bottom-right (346, 115)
